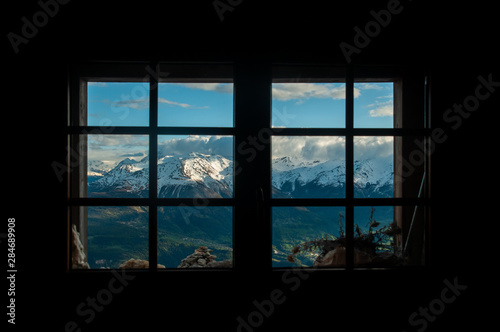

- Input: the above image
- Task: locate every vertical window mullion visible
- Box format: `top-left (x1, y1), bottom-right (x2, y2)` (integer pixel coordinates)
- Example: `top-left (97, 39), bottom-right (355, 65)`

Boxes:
top-left (149, 63), bottom-right (159, 271)
top-left (233, 61), bottom-right (272, 272)
top-left (345, 68), bottom-right (354, 270)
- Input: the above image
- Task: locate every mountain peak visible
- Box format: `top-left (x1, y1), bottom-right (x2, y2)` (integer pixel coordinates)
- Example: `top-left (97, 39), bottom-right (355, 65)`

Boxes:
top-left (117, 158), bottom-right (138, 166)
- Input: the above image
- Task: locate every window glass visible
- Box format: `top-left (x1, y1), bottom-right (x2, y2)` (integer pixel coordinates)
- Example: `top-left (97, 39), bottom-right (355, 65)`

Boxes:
top-left (85, 206), bottom-right (149, 269)
top-left (353, 136), bottom-right (394, 198)
top-left (272, 83), bottom-right (346, 128)
top-left (273, 206), bottom-right (346, 268)
top-left (353, 206), bottom-right (410, 267)
top-left (158, 83), bottom-right (233, 127)
top-left (354, 82), bottom-right (394, 128)
top-left (158, 206), bottom-right (233, 268)
top-left (87, 82), bottom-right (150, 127)
top-left (158, 135), bottom-right (234, 198)
top-left (272, 136), bottom-right (346, 198)
top-left (87, 135), bottom-right (149, 198)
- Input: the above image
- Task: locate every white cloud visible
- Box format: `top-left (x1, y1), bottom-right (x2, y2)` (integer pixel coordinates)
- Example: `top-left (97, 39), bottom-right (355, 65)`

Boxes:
top-left (272, 136), bottom-right (346, 162)
top-left (353, 136), bottom-right (394, 173)
top-left (96, 97), bottom-right (208, 110)
top-left (87, 135), bottom-right (149, 167)
top-left (88, 82), bottom-right (107, 87)
top-left (369, 105), bottom-right (393, 117)
top-left (159, 135), bottom-right (233, 157)
top-left (356, 83), bottom-right (384, 90)
top-left (271, 136), bottom-right (392, 167)
top-left (111, 98), bottom-right (149, 110)
top-left (272, 83), bottom-right (359, 101)
top-left (376, 94), bottom-right (394, 99)
top-left (158, 97), bottom-right (208, 109)
top-left (170, 83), bottom-right (233, 94)
top-left (354, 136), bottom-right (393, 160)
top-left (367, 100), bottom-right (393, 118)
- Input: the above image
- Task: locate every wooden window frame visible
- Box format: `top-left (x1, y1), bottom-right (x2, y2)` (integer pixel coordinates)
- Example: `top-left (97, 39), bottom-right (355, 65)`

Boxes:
top-left (67, 62), bottom-right (430, 272)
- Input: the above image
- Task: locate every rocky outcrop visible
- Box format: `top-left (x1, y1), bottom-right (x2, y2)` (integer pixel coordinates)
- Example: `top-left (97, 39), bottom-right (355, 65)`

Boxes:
top-left (72, 225), bottom-right (90, 269)
top-left (178, 246), bottom-right (232, 268)
top-left (118, 258), bottom-right (166, 269)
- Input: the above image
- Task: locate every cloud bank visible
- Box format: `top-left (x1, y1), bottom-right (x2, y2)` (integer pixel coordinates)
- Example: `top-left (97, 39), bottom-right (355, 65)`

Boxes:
top-left (159, 135), bottom-right (233, 158)
top-left (272, 83), bottom-right (356, 101)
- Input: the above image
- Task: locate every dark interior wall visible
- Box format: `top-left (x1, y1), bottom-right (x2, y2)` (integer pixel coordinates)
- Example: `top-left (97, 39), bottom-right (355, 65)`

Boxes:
top-left (4, 0), bottom-right (497, 331)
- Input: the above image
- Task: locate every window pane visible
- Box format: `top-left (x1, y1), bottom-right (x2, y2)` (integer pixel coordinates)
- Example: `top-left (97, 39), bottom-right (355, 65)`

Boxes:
top-left (273, 207), bottom-right (346, 268)
top-left (272, 136), bottom-right (345, 198)
top-left (84, 206), bottom-right (149, 269)
top-left (272, 83), bottom-right (346, 128)
top-left (354, 206), bottom-right (396, 254)
top-left (87, 135), bottom-right (149, 198)
top-left (354, 136), bottom-right (394, 198)
top-left (354, 82), bottom-right (394, 128)
top-left (353, 206), bottom-right (422, 267)
top-left (158, 135), bottom-right (233, 198)
top-left (158, 83), bottom-right (233, 127)
top-left (87, 82), bottom-right (149, 127)
top-left (158, 206), bottom-right (233, 268)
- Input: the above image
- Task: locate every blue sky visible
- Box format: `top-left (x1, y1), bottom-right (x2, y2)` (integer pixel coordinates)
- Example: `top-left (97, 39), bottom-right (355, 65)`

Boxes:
top-left (88, 81), bottom-right (393, 128)
top-left (87, 82), bottom-right (150, 126)
top-left (353, 82), bottom-right (394, 128)
top-left (272, 82), bottom-right (394, 128)
top-left (158, 83), bottom-right (233, 127)
top-left (87, 82), bottom-right (233, 127)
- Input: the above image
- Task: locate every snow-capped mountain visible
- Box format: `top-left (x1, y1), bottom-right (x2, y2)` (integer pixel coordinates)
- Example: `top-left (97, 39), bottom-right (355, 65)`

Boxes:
top-left (88, 154), bottom-right (393, 198)
top-left (272, 156), bottom-right (393, 198)
top-left (157, 153), bottom-right (232, 198)
top-left (272, 157), bottom-right (344, 198)
top-left (353, 159), bottom-right (394, 198)
top-left (88, 153), bottom-right (233, 198)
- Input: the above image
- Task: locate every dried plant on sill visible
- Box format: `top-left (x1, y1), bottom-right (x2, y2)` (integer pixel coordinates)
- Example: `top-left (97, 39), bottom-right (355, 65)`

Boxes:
top-left (287, 207), bottom-right (402, 266)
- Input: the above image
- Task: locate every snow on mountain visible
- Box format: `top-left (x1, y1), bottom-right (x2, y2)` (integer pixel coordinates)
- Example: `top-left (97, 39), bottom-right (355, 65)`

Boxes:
top-left (88, 152), bottom-right (233, 198)
top-left (353, 159), bottom-right (394, 197)
top-left (89, 153), bottom-right (393, 199)
top-left (272, 156), bottom-right (345, 190)
top-left (157, 152), bottom-right (233, 198)
top-left (354, 159), bottom-right (393, 187)
top-left (272, 156), bottom-right (393, 198)
top-left (89, 157), bottom-right (149, 195)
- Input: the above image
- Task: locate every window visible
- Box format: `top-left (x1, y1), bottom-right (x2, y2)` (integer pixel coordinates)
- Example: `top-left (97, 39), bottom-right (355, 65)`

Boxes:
top-left (68, 63), bottom-right (429, 271)
top-left (271, 66), bottom-right (429, 269)
top-left (69, 63), bottom-right (234, 270)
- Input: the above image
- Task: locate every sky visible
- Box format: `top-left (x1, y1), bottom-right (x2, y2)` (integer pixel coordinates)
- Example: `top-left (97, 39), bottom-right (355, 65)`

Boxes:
top-left (87, 82), bottom-right (234, 127)
top-left (272, 82), bottom-right (394, 128)
top-left (86, 81), bottom-right (394, 168)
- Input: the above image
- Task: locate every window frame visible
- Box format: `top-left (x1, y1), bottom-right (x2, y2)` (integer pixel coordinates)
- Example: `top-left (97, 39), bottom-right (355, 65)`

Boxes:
top-left (268, 65), bottom-right (430, 270)
top-left (67, 62), bottom-right (236, 271)
top-left (67, 62), bottom-right (430, 272)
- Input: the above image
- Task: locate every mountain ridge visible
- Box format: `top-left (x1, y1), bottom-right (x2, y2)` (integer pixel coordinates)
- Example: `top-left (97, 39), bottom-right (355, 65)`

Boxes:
top-left (88, 153), bottom-right (393, 199)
